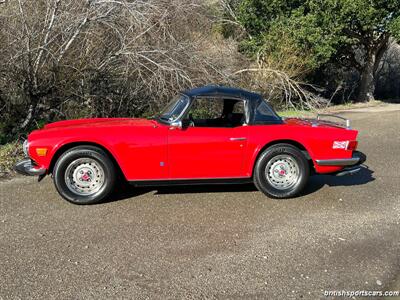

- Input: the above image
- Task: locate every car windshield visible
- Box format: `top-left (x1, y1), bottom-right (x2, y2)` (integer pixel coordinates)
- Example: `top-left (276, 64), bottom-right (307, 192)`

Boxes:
top-left (157, 94), bottom-right (190, 122)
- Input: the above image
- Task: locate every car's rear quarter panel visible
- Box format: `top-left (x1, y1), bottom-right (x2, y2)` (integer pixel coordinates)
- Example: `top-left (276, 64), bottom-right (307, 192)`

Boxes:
top-left (245, 124), bottom-right (359, 175)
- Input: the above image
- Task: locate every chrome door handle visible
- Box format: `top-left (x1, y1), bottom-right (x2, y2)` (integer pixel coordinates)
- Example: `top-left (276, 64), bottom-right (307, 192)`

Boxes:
top-left (230, 137), bottom-right (247, 141)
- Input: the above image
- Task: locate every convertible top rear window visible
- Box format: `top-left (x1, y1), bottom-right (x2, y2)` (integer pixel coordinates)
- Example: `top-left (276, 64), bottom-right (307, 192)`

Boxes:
top-left (253, 101), bottom-right (282, 124)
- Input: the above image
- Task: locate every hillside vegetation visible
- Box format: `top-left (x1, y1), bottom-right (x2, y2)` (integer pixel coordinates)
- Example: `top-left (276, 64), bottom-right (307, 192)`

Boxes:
top-left (1, 0), bottom-right (400, 144)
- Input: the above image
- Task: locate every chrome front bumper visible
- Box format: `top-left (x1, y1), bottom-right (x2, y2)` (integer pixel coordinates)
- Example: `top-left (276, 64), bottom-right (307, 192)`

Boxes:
top-left (316, 151), bottom-right (366, 167)
top-left (14, 159), bottom-right (46, 176)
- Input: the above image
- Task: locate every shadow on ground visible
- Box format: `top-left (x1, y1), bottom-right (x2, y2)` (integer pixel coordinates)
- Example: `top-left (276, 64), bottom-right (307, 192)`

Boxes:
top-left (105, 166), bottom-right (375, 203)
top-left (302, 165), bottom-right (375, 195)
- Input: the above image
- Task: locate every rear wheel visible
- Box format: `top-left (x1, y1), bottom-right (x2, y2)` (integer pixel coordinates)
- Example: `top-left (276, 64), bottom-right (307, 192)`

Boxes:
top-left (254, 143), bottom-right (309, 198)
top-left (53, 146), bottom-right (116, 204)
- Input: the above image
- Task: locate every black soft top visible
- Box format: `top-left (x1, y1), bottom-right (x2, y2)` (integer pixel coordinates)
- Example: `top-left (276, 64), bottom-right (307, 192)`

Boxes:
top-left (182, 85), bottom-right (262, 102)
top-left (182, 85), bottom-right (282, 125)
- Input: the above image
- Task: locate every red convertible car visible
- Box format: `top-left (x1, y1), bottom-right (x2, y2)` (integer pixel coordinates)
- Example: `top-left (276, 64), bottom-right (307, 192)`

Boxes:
top-left (15, 86), bottom-right (366, 204)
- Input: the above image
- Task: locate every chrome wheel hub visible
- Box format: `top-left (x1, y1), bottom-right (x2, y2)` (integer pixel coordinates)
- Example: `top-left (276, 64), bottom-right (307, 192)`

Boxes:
top-left (65, 158), bottom-right (105, 196)
top-left (266, 155), bottom-right (300, 190)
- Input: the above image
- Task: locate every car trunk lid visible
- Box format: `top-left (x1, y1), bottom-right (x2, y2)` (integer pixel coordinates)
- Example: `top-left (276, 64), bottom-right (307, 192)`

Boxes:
top-left (283, 117), bottom-right (349, 129)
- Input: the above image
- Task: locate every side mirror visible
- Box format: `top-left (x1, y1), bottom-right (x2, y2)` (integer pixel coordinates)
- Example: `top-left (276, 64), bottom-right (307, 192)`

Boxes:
top-left (170, 120), bottom-right (182, 129)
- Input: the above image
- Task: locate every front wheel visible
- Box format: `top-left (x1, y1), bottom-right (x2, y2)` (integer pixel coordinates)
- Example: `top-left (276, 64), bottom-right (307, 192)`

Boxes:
top-left (254, 144), bottom-right (309, 199)
top-left (53, 146), bottom-right (116, 204)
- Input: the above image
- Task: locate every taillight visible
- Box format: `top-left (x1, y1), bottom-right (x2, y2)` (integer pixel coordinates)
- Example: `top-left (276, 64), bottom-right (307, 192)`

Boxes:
top-left (347, 140), bottom-right (358, 151)
top-left (333, 140), bottom-right (358, 150)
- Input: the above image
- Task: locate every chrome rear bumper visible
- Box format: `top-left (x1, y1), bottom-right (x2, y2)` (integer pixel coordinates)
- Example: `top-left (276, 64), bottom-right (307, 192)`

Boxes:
top-left (316, 151), bottom-right (366, 167)
top-left (14, 159), bottom-right (46, 176)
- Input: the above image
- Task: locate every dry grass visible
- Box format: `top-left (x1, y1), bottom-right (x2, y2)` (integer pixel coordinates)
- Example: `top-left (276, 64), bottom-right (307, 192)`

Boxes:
top-left (277, 99), bottom-right (387, 118)
top-left (277, 110), bottom-right (315, 118)
top-left (323, 100), bottom-right (386, 112)
top-left (0, 141), bottom-right (23, 179)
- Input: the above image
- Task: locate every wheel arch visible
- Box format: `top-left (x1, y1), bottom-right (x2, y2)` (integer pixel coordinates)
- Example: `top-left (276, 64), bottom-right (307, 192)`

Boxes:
top-left (49, 141), bottom-right (126, 180)
top-left (251, 139), bottom-right (314, 176)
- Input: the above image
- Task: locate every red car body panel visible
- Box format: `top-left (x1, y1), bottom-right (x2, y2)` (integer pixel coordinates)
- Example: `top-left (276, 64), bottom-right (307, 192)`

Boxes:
top-left (27, 116), bottom-right (358, 180)
top-left (168, 125), bottom-right (249, 179)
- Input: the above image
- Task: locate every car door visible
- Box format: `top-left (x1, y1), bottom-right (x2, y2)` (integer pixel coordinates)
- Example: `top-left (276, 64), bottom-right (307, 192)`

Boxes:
top-left (167, 97), bottom-right (248, 179)
top-left (117, 120), bottom-right (169, 181)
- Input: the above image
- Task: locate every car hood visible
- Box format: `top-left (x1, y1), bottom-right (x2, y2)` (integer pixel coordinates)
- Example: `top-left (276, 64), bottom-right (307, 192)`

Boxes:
top-left (44, 118), bottom-right (155, 130)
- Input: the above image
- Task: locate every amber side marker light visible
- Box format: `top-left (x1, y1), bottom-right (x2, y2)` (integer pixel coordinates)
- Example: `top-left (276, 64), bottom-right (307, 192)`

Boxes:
top-left (36, 148), bottom-right (48, 156)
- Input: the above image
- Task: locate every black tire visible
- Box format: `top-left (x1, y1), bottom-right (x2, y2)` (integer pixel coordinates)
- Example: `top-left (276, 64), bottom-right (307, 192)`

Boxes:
top-left (253, 143), bottom-right (309, 199)
top-left (53, 146), bottom-right (116, 205)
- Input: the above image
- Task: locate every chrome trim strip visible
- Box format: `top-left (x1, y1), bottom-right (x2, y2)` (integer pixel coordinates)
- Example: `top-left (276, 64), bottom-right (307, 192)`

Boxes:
top-left (23, 139), bottom-right (29, 157)
top-left (230, 137), bottom-right (247, 141)
top-left (130, 176), bottom-right (250, 182)
top-left (317, 114), bottom-right (351, 129)
top-left (315, 157), bottom-right (360, 166)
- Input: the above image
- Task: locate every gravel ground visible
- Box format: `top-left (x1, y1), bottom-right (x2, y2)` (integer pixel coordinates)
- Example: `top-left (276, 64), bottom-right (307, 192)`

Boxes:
top-left (0, 107), bottom-right (399, 300)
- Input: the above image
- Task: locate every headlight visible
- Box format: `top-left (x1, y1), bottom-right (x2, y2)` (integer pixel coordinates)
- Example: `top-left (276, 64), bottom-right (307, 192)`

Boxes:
top-left (23, 140), bottom-right (29, 157)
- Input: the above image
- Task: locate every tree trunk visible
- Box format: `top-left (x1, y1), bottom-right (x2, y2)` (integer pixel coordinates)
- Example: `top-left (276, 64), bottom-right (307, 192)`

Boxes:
top-left (357, 51), bottom-right (376, 102)
top-left (19, 93), bottom-right (40, 131)
top-left (356, 36), bottom-right (390, 102)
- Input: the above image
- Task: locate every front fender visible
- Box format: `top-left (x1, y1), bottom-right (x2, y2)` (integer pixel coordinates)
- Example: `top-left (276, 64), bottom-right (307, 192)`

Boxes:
top-left (27, 134), bottom-right (128, 178)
